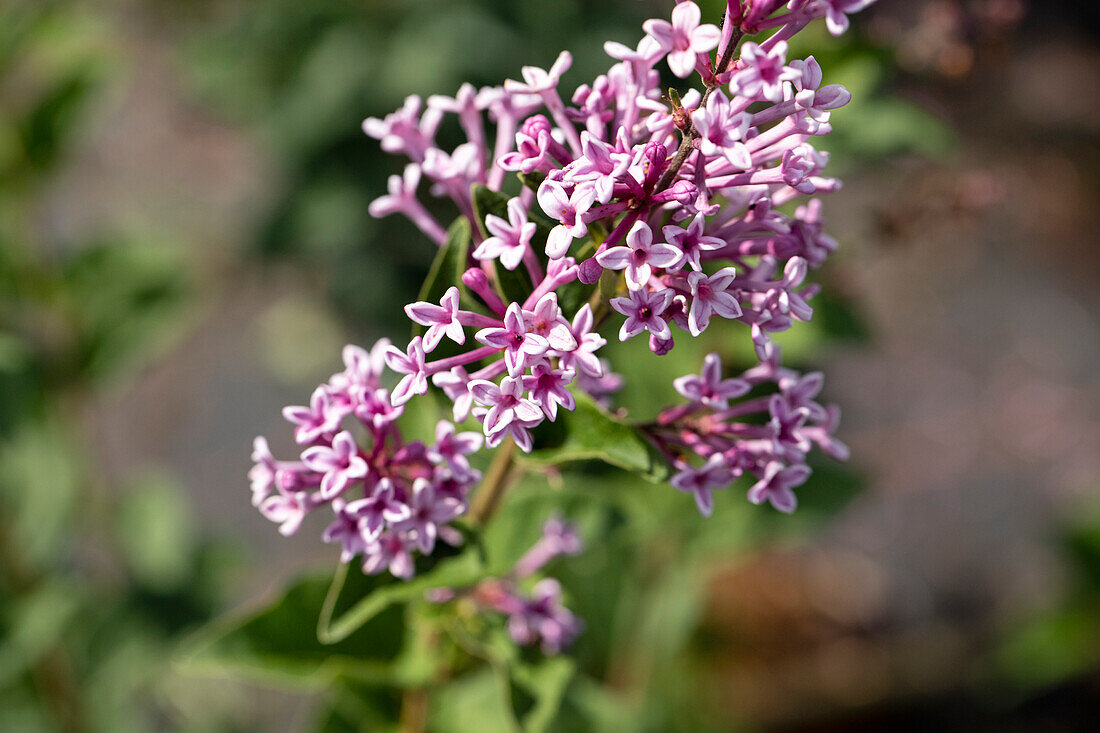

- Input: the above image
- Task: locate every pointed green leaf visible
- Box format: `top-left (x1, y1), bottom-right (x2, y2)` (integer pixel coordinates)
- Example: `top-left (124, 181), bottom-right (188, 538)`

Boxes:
top-left (524, 393), bottom-right (670, 482)
top-left (318, 539), bottom-right (488, 645)
top-left (471, 183), bottom-right (550, 306)
top-left (413, 217), bottom-right (484, 361)
top-left (470, 184), bottom-right (510, 237)
top-left (177, 569), bottom-right (404, 689)
top-left (414, 217), bottom-right (478, 332)
top-left (477, 630), bottom-right (577, 733)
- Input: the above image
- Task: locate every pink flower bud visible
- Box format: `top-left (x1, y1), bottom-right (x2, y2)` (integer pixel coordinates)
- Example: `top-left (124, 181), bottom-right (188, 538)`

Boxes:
top-left (578, 256), bottom-right (604, 285)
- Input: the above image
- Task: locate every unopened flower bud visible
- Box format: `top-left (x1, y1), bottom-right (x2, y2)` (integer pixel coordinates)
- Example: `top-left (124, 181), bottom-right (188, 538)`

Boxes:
top-left (641, 141), bottom-right (668, 189)
top-left (649, 332), bottom-right (675, 355)
top-left (578, 256), bottom-right (603, 285)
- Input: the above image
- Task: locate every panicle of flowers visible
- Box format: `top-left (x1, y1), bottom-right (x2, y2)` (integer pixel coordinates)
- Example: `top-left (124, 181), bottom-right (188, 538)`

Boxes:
top-left (358, 0), bottom-right (869, 499)
top-left (251, 0), bottom-right (875, 580)
top-left (429, 517), bottom-right (584, 654)
top-left (655, 348), bottom-right (848, 516)
top-left (250, 340), bottom-right (484, 579)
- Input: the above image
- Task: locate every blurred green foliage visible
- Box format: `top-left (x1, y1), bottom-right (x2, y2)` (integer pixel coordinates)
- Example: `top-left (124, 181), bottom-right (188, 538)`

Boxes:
top-left (0, 2), bottom-right (245, 731)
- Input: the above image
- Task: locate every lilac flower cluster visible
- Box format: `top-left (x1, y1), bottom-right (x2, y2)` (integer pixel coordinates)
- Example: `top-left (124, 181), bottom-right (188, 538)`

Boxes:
top-left (431, 518), bottom-right (584, 653)
top-left (250, 0), bottom-right (873, 588)
top-left (249, 341), bottom-right (483, 578)
top-left (657, 349), bottom-right (848, 516)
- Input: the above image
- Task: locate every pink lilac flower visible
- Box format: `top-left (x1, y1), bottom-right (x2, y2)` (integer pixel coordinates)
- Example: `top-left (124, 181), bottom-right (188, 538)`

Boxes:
top-left (768, 393), bottom-right (812, 461)
top-left (673, 353), bottom-right (750, 409)
top-left (362, 95), bottom-right (441, 162)
top-left (384, 336), bottom-right (429, 405)
top-left (663, 213), bottom-right (726, 271)
top-left (610, 287), bottom-right (675, 341)
top-left (363, 530), bottom-right (416, 579)
top-left (691, 91), bottom-right (753, 170)
top-left (485, 413), bottom-right (541, 453)
top-left (523, 362), bottom-right (576, 421)
top-left (434, 519), bottom-right (584, 653)
top-left (282, 386), bottom-right (339, 445)
top-left (329, 340), bottom-right (389, 397)
top-left (392, 478), bottom-right (464, 555)
top-left (595, 221), bottom-right (683, 290)
top-left (322, 500), bottom-right (372, 563)
top-left (730, 41), bottom-right (800, 103)
top-left (504, 579), bottom-right (583, 654)
top-left (558, 304), bottom-right (606, 378)
top-left (258, 488), bottom-right (308, 537)
top-left (643, 1), bottom-right (722, 78)
top-left (252, 0), bottom-right (876, 597)
top-left (537, 180), bottom-right (597, 259)
top-left (685, 267), bottom-right (743, 336)
top-left (513, 517), bottom-right (583, 579)
top-left (249, 437), bottom-right (278, 507)
top-left (789, 56), bottom-right (851, 125)
top-left (797, 0), bottom-right (878, 37)
top-left (603, 35), bottom-right (664, 67)
top-left (569, 132), bottom-right (632, 203)
top-left (670, 453), bottom-right (733, 517)
top-left (475, 302), bottom-right (550, 376)
top-left (469, 376), bottom-right (543, 439)
top-left (747, 461), bottom-right (811, 513)
top-left (577, 361), bottom-right (624, 407)
top-left (344, 478), bottom-right (410, 541)
top-left (524, 293), bottom-right (578, 352)
top-left (432, 366), bottom-right (475, 422)
top-left (405, 286), bottom-right (465, 351)
top-left (301, 430), bottom-right (368, 500)
top-left (781, 144), bottom-right (824, 194)
top-left (428, 420), bottom-right (483, 469)
top-left (504, 50), bottom-right (574, 95)
top-left (351, 386), bottom-right (404, 429)
top-left (780, 370), bottom-right (828, 422)
top-left (473, 197), bottom-right (537, 270)
top-left (368, 164), bottom-right (446, 245)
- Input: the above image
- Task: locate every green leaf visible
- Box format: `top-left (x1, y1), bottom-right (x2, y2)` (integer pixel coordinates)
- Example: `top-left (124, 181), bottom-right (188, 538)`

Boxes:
top-left (810, 285), bottom-right (871, 343)
top-left (524, 393), bottom-right (670, 482)
top-left (470, 184), bottom-right (510, 237)
top-left (115, 472), bottom-right (197, 593)
top-left (414, 217), bottom-right (475, 330)
top-left (993, 606), bottom-right (1100, 691)
top-left (62, 241), bottom-right (190, 383)
top-left (507, 656), bottom-right (576, 733)
top-left (478, 631), bottom-right (577, 733)
top-left (429, 667), bottom-right (514, 733)
top-left (471, 183), bottom-right (542, 306)
top-left (0, 580), bottom-right (83, 688)
top-left (413, 217), bottom-right (483, 361)
top-left (316, 678), bottom-right (402, 733)
top-left (555, 278), bottom-right (596, 319)
top-left (494, 260), bottom-right (534, 307)
top-left (318, 541), bottom-right (488, 645)
top-left (471, 183), bottom-right (556, 234)
top-left (177, 569), bottom-right (405, 688)
top-left (0, 418), bottom-right (82, 570)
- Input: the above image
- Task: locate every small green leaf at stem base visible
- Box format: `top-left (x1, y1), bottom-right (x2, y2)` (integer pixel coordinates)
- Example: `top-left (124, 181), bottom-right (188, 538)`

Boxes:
top-left (524, 393), bottom-right (670, 482)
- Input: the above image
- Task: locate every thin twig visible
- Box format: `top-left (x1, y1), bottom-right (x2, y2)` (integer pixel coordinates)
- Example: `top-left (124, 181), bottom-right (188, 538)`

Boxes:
top-left (399, 688), bottom-right (429, 733)
top-left (654, 26), bottom-right (746, 194)
top-left (469, 438), bottom-right (518, 526)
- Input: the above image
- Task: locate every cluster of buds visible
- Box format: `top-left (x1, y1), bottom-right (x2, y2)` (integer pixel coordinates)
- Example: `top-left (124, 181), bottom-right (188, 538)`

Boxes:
top-left (250, 0), bottom-right (875, 636)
